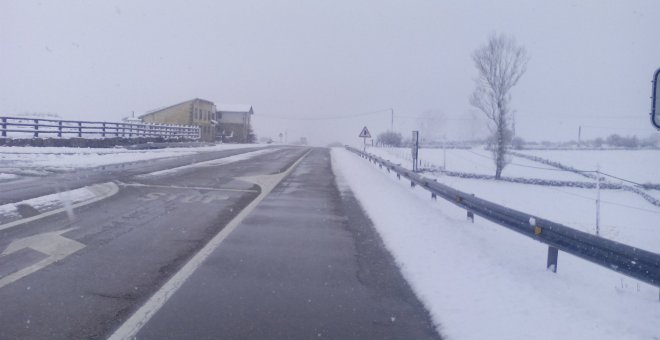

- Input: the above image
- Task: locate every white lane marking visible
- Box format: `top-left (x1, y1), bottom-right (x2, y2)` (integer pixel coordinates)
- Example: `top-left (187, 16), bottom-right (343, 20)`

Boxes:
top-left (0, 228), bottom-right (85, 289)
top-left (136, 192), bottom-right (230, 204)
top-left (116, 181), bottom-right (258, 193)
top-left (134, 148), bottom-right (280, 178)
top-left (108, 149), bottom-right (312, 340)
top-left (0, 182), bottom-right (120, 232)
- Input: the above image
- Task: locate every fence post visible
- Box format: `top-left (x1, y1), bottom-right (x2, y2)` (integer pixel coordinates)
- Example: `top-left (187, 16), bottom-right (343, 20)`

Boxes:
top-left (1, 117), bottom-right (6, 137)
top-left (58, 121), bottom-right (62, 137)
top-left (547, 246), bottom-right (559, 273)
top-left (77, 122), bottom-right (82, 137)
top-left (34, 119), bottom-right (39, 138)
top-left (467, 194), bottom-right (475, 223)
top-left (102, 122), bottom-right (106, 138)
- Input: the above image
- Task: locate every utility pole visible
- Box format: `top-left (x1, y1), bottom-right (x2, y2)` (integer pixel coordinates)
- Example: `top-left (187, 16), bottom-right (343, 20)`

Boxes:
top-left (596, 164), bottom-right (601, 236)
top-left (442, 135), bottom-right (447, 170)
top-left (578, 126), bottom-right (582, 148)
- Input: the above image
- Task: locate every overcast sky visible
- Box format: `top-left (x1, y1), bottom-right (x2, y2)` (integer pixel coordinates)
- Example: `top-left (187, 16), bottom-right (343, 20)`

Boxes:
top-left (2, 0), bottom-right (659, 145)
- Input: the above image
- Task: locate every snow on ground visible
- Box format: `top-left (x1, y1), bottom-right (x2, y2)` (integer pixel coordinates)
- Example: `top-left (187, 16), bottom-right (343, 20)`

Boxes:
top-left (0, 182), bottom-right (116, 225)
top-left (518, 149), bottom-right (660, 185)
top-left (331, 147), bottom-right (659, 340)
top-left (0, 143), bottom-right (260, 174)
top-left (367, 146), bottom-right (660, 253)
top-left (380, 146), bottom-right (587, 181)
top-left (0, 173), bottom-right (18, 181)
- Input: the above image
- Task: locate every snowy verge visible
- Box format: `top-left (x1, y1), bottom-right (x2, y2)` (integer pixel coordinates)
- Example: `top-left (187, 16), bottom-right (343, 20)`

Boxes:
top-left (331, 147), bottom-right (659, 340)
top-left (0, 182), bottom-right (119, 230)
top-left (0, 143), bottom-right (262, 174)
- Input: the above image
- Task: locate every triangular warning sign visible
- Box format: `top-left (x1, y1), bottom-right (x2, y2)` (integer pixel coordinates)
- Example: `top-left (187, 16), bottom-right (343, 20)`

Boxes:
top-left (358, 126), bottom-right (371, 138)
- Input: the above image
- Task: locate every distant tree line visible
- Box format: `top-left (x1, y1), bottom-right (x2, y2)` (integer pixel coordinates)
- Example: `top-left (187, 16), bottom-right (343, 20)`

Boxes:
top-left (508, 134), bottom-right (660, 149)
top-left (376, 131), bottom-right (403, 147)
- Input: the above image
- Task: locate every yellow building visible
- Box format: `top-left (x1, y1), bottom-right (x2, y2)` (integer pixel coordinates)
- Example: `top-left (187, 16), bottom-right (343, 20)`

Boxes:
top-left (140, 98), bottom-right (218, 141)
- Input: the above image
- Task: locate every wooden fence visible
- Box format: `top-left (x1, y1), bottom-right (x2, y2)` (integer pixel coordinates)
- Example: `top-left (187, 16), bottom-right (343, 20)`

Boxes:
top-left (0, 116), bottom-right (200, 139)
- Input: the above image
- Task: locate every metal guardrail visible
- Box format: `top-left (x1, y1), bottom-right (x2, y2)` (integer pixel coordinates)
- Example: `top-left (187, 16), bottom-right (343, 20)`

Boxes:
top-left (346, 146), bottom-right (660, 289)
top-left (0, 116), bottom-right (200, 139)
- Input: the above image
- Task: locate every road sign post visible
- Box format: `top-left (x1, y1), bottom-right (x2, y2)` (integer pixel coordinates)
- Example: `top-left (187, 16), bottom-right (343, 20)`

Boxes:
top-left (411, 130), bottom-right (419, 172)
top-left (359, 126), bottom-right (371, 152)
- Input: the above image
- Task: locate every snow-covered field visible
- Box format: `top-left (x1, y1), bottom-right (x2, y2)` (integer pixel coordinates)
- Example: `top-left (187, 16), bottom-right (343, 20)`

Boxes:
top-left (382, 146), bottom-right (587, 181)
top-left (332, 147), bottom-right (659, 340)
top-left (518, 149), bottom-right (660, 185)
top-left (367, 146), bottom-right (660, 253)
top-left (0, 144), bottom-right (260, 178)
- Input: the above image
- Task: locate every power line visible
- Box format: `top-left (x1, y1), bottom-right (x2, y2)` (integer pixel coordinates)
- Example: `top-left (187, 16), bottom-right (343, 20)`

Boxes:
top-left (381, 147), bottom-right (660, 214)
top-left (258, 108), bottom-right (392, 121)
top-left (466, 149), bottom-right (597, 172)
top-left (580, 125), bottom-right (652, 132)
top-left (546, 187), bottom-right (660, 214)
top-left (598, 171), bottom-right (646, 187)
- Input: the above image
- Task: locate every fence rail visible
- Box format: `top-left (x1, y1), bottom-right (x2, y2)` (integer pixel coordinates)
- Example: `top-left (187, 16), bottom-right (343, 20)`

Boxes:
top-left (0, 116), bottom-right (200, 139)
top-left (346, 146), bottom-right (660, 290)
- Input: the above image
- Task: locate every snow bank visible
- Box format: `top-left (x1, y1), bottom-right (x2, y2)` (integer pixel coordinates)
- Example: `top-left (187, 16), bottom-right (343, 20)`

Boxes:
top-left (331, 147), bottom-right (659, 340)
top-left (0, 144), bottom-right (260, 173)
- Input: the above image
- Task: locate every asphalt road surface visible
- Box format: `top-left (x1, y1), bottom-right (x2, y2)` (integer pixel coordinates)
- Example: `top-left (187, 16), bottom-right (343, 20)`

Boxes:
top-left (0, 146), bottom-right (440, 339)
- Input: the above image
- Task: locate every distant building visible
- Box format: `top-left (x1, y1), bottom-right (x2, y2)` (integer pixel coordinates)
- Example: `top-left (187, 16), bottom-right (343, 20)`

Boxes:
top-left (140, 98), bottom-right (218, 141)
top-left (217, 105), bottom-right (254, 143)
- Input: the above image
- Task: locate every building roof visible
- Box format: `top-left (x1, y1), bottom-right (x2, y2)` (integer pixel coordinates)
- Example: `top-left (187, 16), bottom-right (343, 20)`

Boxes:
top-left (216, 104), bottom-right (253, 114)
top-left (139, 98), bottom-right (215, 118)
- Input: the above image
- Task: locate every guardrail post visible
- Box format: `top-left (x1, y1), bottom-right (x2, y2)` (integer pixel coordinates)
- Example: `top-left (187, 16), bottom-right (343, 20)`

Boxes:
top-left (77, 122), bottom-right (82, 137)
top-left (1, 117), bottom-right (6, 137)
top-left (547, 246), bottom-right (559, 273)
top-left (34, 119), bottom-right (39, 137)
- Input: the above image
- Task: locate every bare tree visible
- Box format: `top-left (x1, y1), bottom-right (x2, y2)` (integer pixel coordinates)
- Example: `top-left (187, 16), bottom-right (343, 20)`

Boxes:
top-left (470, 33), bottom-right (529, 179)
